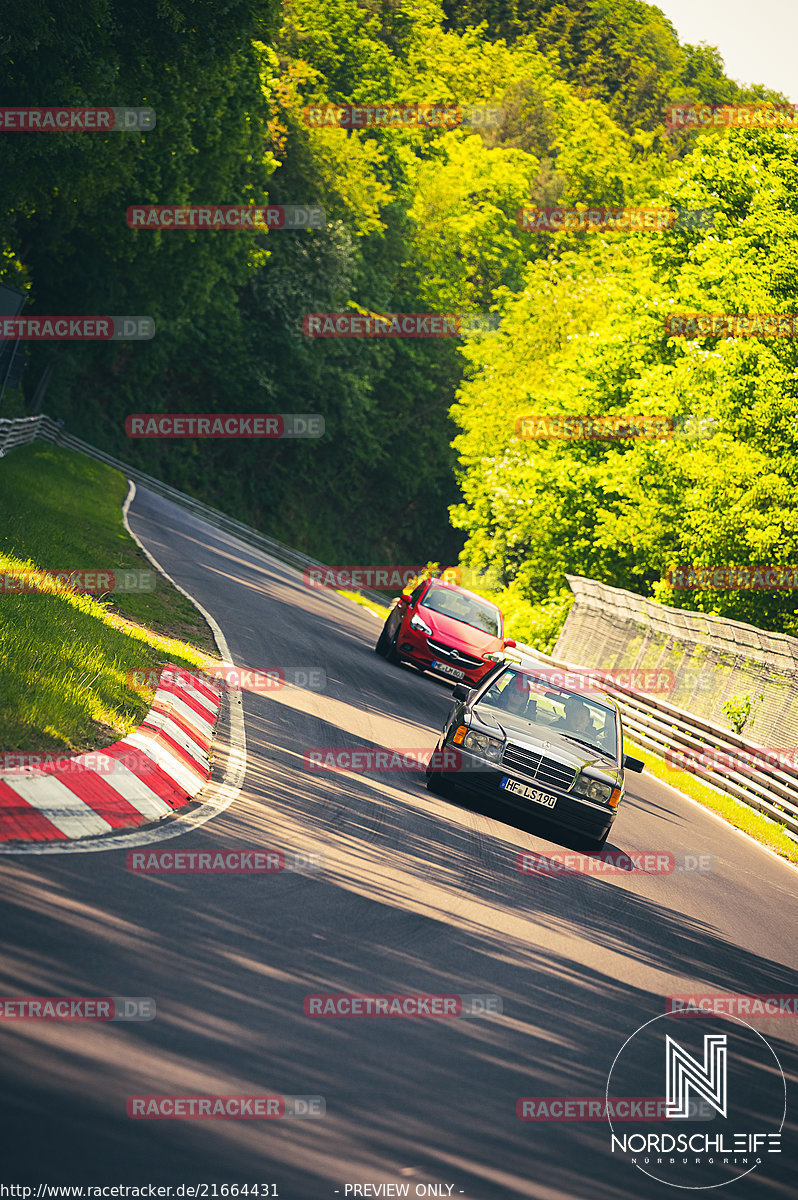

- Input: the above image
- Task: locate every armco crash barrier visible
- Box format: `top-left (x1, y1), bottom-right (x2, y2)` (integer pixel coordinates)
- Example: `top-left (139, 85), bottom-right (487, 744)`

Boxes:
top-left (0, 665), bottom-right (221, 843)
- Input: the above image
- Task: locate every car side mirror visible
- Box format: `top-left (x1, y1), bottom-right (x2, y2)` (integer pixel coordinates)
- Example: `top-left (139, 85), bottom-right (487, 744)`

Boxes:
top-left (452, 684), bottom-right (471, 702)
top-left (503, 638), bottom-right (517, 648)
top-left (623, 754), bottom-right (645, 773)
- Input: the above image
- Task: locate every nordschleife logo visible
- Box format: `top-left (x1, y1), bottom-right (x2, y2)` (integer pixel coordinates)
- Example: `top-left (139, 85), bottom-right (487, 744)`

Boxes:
top-left (666, 1033), bottom-right (727, 1119)
top-left (606, 1013), bottom-right (786, 1189)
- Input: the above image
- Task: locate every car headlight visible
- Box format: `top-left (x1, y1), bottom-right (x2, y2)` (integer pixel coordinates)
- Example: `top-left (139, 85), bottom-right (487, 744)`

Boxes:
top-left (462, 731), bottom-right (504, 762)
top-left (573, 776), bottom-right (613, 804)
top-left (410, 613), bottom-right (432, 635)
top-left (482, 651), bottom-right (505, 662)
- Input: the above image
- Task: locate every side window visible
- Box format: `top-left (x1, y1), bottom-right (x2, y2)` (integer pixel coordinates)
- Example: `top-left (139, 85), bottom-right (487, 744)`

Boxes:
top-left (481, 681), bottom-right (504, 706)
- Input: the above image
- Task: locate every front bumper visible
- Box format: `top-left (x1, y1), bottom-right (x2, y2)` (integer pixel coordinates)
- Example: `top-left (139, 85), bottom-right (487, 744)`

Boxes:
top-left (431, 749), bottom-right (616, 839)
top-left (397, 630), bottom-right (495, 685)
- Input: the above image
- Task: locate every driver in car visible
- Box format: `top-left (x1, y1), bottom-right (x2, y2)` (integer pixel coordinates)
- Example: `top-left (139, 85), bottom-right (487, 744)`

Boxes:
top-left (494, 676), bottom-right (530, 717)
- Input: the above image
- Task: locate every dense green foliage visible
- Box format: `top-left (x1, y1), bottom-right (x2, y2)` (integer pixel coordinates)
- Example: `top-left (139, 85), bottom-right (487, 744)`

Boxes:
top-left (2, 1), bottom-right (796, 635)
top-left (452, 128), bottom-right (798, 635)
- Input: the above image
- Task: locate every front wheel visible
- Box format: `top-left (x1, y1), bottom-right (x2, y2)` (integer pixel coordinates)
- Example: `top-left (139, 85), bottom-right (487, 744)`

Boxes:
top-left (577, 827), bottom-right (610, 851)
top-left (426, 771), bottom-right (451, 797)
top-left (385, 627), bottom-right (402, 664)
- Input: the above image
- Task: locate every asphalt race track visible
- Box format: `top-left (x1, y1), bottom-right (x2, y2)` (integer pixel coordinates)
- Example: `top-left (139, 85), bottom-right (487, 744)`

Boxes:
top-left (1, 488), bottom-right (796, 1199)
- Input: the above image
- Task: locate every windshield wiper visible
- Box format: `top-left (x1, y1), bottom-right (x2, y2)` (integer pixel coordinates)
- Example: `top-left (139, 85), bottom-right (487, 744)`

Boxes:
top-left (559, 733), bottom-right (611, 755)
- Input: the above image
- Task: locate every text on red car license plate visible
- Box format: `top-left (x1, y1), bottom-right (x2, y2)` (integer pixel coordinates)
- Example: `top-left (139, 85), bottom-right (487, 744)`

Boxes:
top-left (433, 659), bottom-right (465, 679)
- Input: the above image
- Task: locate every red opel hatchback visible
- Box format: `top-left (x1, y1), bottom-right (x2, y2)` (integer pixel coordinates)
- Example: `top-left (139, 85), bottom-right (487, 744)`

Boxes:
top-left (374, 578), bottom-right (516, 686)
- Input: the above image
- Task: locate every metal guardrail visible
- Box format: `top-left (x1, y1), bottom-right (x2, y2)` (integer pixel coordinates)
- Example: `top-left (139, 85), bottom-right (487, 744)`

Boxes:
top-left (0, 414), bottom-right (49, 458)
top-left (3, 414), bottom-right (797, 837)
top-left (507, 645), bottom-right (798, 838)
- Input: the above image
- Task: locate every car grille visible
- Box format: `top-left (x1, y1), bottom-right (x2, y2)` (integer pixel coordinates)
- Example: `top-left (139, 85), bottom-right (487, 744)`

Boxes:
top-left (426, 638), bottom-right (484, 669)
top-left (501, 742), bottom-right (576, 792)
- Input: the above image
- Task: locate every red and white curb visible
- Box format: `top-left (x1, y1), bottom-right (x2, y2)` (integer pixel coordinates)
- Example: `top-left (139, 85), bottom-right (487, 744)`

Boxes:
top-left (0, 664), bottom-right (221, 844)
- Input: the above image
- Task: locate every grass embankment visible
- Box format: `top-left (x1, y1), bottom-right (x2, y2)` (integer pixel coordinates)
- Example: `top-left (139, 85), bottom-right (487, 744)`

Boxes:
top-left (0, 442), bottom-right (220, 754)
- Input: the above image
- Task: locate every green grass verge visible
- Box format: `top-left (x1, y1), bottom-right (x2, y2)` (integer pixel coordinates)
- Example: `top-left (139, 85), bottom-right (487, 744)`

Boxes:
top-left (337, 589), bottom-right (390, 621)
top-left (0, 442), bottom-right (217, 645)
top-left (0, 442), bottom-right (221, 754)
top-left (625, 738), bottom-right (798, 865)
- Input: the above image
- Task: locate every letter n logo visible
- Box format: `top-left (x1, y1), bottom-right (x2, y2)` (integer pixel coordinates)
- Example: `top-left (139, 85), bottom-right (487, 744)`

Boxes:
top-left (666, 1034), bottom-right (727, 1118)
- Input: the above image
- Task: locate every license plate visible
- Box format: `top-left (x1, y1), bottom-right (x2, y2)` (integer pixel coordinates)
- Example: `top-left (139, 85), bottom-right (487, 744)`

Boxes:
top-left (433, 660), bottom-right (465, 680)
top-left (500, 777), bottom-right (557, 808)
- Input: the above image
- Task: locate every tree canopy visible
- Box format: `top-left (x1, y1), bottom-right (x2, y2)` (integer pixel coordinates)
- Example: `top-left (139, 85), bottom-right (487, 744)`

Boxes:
top-left (3, 1), bottom-right (797, 636)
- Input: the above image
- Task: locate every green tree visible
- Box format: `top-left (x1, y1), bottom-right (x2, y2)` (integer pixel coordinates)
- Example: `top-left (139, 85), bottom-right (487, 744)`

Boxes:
top-left (450, 126), bottom-right (798, 636)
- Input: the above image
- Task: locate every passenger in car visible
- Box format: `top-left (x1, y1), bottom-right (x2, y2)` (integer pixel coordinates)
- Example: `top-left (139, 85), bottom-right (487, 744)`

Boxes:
top-left (556, 697), bottom-right (594, 733)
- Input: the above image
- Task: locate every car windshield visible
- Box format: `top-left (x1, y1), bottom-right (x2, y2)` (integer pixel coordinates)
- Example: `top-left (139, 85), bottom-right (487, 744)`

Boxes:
top-left (420, 585), bottom-right (501, 636)
top-left (478, 668), bottom-right (618, 758)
